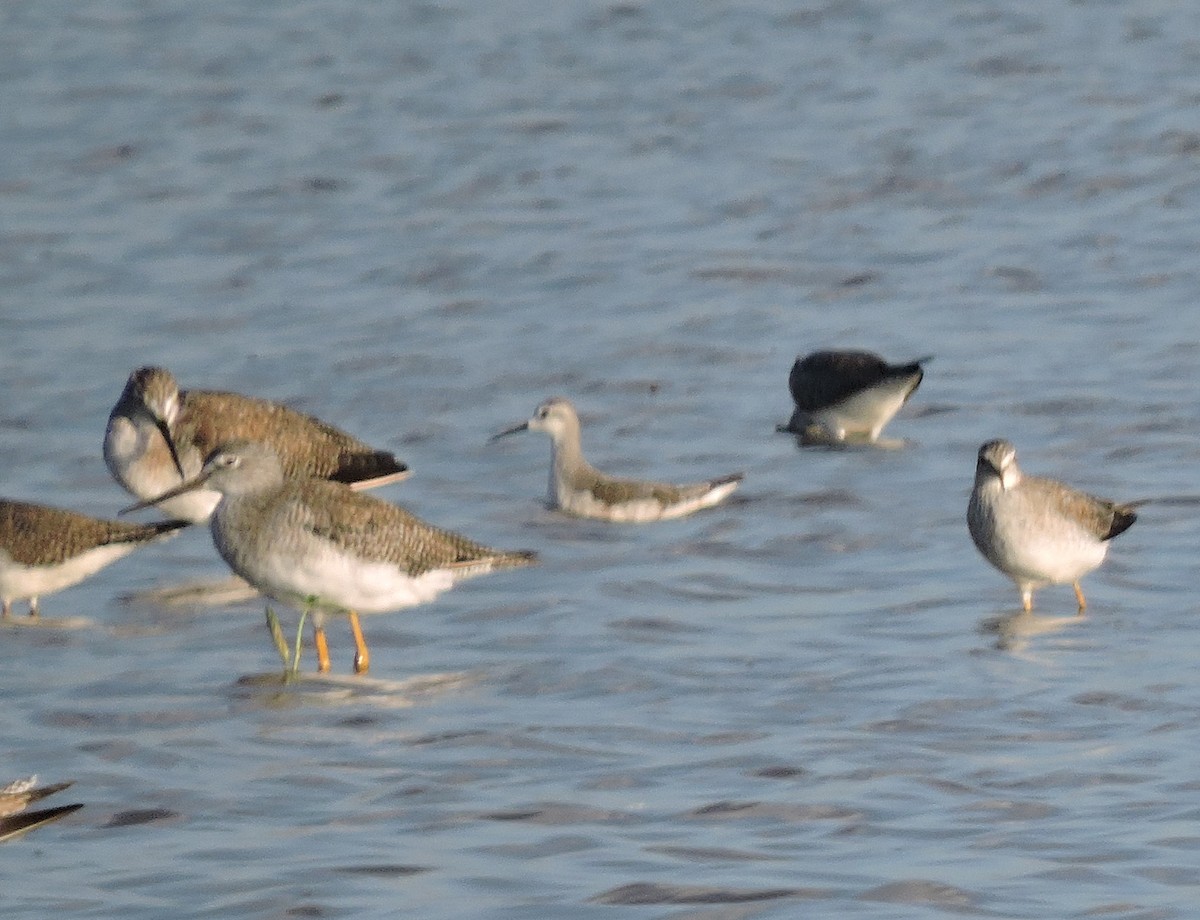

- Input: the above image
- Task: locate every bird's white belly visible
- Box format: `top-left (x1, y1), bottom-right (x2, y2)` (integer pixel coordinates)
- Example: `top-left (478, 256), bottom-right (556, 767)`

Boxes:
top-left (973, 493), bottom-right (1109, 586)
top-left (0, 544), bottom-right (140, 601)
top-left (557, 488), bottom-right (668, 522)
top-left (556, 478), bottom-right (738, 523)
top-left (216, 525), bottom-right (456, 614)
top-left (816, 386), bottom-right (908, 440)
top-left (997, 530), bottom-right (1108, 585)
top-left (105, 417), bottom-right (217, 523)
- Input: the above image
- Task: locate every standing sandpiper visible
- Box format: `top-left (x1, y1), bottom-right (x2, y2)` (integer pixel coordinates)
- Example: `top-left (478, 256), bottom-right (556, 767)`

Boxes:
top-left (0, 500), bottom-right (186, 619)
top-left (967, 439), bottom-right (1138, 613)
top-left (780, 350), bottom-right (928, 444)
top-left (105, 366), bottom-right (409, 523)
top-left (491, 397), bottom-right (743, 522)
top-left (125, 440), bottom-right (536, 675)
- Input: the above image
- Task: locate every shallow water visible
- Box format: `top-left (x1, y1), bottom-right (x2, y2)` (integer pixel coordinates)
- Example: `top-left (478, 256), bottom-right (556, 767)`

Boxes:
top-left (4, 1), bottom-right (1200, 917)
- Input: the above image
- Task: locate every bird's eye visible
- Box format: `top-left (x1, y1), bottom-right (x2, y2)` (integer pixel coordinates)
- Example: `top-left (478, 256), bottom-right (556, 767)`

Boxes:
top-left (537, 407), bottom-right (549, 419)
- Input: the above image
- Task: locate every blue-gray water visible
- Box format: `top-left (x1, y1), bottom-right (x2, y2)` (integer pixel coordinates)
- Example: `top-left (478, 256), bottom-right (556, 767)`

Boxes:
top-left (5, 1), bottom-right (1200, 917)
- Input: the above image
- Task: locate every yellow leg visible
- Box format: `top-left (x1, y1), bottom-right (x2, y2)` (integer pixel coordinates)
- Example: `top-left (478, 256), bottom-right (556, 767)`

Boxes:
top-left (349, 610), bottom-right (370, 674)
top-left (1021, 590), bottom-right (1032, 613)
top-left (1073, 582), bottom-right (1087, 615)
top-left (313, 622), bottom-right (331, 673)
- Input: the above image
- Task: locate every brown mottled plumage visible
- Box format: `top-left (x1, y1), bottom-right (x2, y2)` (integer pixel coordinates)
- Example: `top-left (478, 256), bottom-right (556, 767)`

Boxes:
top-left (105, 366), bottom-right (409, 523)
top-left (0, 501), bottom-right (184, 567)
top-left (129, 440), bottom-right (535, 674)
top-left (176, 389), bottom-right (403, 484)
top-left (0, 500), bottom-right (186, 618)
top-left (218, 477), bottom-right (537, 581)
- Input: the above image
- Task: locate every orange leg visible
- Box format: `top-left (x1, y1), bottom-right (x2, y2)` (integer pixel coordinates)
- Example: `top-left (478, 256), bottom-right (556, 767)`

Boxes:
top-left (349, 610), bottom-right (370, 674)
top-left (313, 622), bottom-right (331, 673)
top-left (1073, 582), bottom-right (1087, 615)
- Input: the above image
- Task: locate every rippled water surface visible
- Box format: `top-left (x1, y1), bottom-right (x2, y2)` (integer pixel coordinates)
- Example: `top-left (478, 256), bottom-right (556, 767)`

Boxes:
top-left (5, 1), bottom-right (1200, 917)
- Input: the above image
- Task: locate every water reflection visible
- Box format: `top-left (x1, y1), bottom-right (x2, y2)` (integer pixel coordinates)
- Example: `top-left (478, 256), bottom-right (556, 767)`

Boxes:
top-left (980, 608), bottom-right (1084, 655)
top-left (6, 0), bottom-right (1200, 915)
top-left (778, 426), bottom-right (914, 451)
top-left (233, 670), bottom-right (474, 710)
top-left (123, 576), bottom-right (258, 609)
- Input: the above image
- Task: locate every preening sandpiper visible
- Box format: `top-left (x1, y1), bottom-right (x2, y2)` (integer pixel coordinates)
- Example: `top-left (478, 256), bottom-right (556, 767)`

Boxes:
top-left (105, 366), bottom-right (409, 523)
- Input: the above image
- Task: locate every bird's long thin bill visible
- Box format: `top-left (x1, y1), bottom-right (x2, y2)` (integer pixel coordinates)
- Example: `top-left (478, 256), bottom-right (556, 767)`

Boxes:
top-left (120, 473), bottom-right (209, 515)
top-left (488, 421), bottom-right (528, 442)
top-left (155, 417), bottom-right (187, 480)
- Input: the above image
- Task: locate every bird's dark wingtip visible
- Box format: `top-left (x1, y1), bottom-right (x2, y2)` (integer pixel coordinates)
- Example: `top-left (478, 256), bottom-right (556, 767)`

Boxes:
top-left (1104, 506), bottom-right (1138, 541)
top-left (0, 803), bottom-right (84, 843)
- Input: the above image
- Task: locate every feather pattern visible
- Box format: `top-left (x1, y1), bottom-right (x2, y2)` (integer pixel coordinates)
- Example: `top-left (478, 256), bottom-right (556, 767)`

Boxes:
top-left (134, 440), bottom-right (535, 669)
top-left (105, 366), bottom-right (408, 523)
top-left (0, 500), bottom-right (185, 567)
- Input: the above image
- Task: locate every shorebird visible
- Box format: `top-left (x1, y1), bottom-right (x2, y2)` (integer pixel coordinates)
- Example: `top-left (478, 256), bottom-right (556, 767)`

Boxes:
top-left (967, 439), bottom-right (1138, 613)
top-left (105, 366), bottom-right (410, 524)
top-left (780, 349), bottom-right (928, 443)
top-left (491, 397), bottom-right (743, 522)
top-left (125, 440), bottom-right (536, 675)
top-left (0, 500), bottom-right (186, 619)
top-left (0, 776), bottom-right (82, 843)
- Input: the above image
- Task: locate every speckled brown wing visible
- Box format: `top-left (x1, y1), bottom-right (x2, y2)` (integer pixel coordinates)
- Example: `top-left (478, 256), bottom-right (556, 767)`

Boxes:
top-left (179, 389), bottom-right (406, 484)
top-left (1029, 477), bottom-right (1138, 541)
top-left (278, 481), bottom-right (536, 576)
top-left (788, 351), bottom-right (893, 410)
top-left (0, 501), bottom-right (187, 566)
